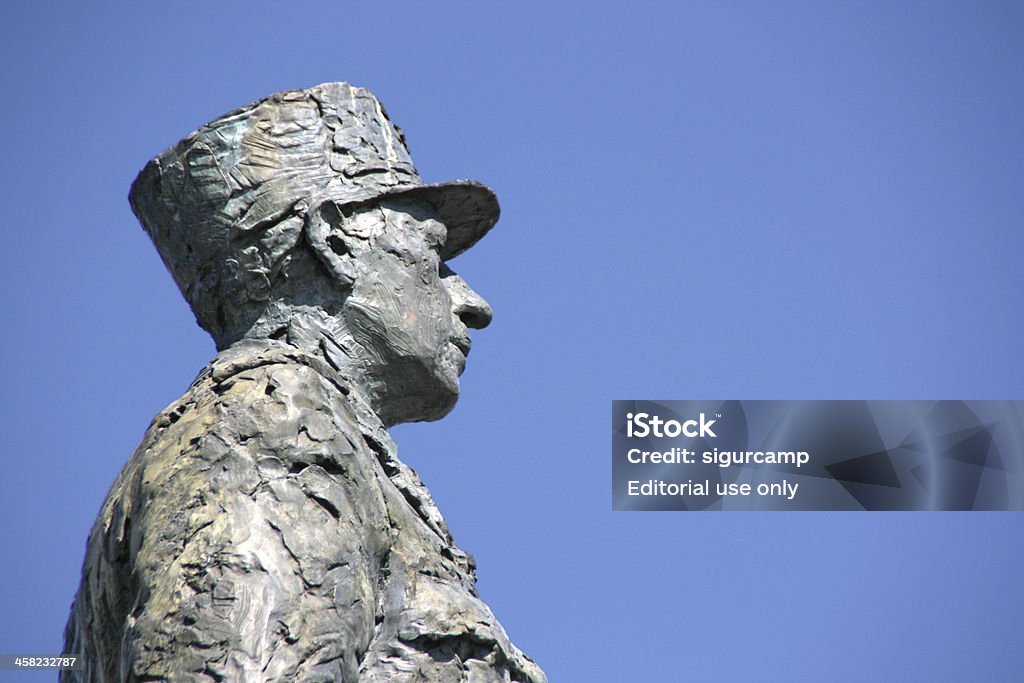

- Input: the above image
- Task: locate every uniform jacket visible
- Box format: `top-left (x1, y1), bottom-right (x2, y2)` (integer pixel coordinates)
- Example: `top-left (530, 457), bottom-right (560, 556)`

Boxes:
top-left (64, 339), bottom-right (545, 682)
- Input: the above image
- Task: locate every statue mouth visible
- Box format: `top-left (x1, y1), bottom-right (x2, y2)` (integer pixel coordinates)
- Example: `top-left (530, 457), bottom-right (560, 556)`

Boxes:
top-left (451, 335), bottom-right (472, 357)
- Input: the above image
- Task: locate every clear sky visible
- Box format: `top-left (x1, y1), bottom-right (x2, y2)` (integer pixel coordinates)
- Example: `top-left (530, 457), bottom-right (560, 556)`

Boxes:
top-left (2, 1), bottom-right (1023, 681)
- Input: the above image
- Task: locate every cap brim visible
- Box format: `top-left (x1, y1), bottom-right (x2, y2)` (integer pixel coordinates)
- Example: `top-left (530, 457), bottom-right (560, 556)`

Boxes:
top-left (378, 180), bottom-right (500, 261)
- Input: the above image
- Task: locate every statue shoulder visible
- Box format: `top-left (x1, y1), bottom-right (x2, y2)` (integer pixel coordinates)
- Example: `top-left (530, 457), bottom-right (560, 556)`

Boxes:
top-left (129, 342), bottom-right (367, 481)
top-left (88, 341), bottom-right (379, 565)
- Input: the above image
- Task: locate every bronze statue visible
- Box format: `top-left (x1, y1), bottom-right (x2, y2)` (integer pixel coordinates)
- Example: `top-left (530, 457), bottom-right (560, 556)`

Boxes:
top-left (64, 82), bottom-right (545, 683)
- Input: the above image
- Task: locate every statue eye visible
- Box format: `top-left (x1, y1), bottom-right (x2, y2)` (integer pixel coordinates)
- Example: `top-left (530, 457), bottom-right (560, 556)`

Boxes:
top-left (418, 255), bottom-right (441, 285)
top-left (421, 219), bottom-right (447, 250)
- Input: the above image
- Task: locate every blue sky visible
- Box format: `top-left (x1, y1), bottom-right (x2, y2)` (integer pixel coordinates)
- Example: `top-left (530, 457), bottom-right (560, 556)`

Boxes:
top-left (2, 2), bottom-right (1023, 681)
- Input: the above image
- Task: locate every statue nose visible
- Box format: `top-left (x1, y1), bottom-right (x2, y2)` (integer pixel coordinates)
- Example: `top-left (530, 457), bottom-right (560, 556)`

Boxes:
top-left (447, 275), bottom-right (493, 329)
top-left (457, 294), bottom-right (493, 330)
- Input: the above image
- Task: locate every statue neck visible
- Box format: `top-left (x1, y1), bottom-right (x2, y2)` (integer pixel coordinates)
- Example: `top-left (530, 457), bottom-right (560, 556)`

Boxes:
top-left (239, 304), bottom-right (395, 425)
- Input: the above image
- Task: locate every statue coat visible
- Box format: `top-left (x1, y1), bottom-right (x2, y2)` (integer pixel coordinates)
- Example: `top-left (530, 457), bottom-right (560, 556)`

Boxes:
top-left (64, 340), bottom-right (545, 683)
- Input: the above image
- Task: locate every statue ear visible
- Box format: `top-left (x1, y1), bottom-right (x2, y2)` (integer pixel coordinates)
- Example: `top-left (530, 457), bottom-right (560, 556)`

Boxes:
top-left (304, 200), bottom-right (358, 287)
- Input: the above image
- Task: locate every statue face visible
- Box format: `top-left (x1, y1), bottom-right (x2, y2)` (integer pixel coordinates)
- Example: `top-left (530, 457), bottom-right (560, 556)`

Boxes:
top-left (334, 199), bottom-right (493, 423)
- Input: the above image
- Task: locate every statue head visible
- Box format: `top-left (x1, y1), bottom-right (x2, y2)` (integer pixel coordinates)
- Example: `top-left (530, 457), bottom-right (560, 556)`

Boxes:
top-left (129, 82), bottom-right (498, 424)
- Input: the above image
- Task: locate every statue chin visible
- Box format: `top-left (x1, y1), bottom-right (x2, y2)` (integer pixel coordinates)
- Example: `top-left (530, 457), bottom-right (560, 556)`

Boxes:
top-left (373, 357), bottom-right (461, 427)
